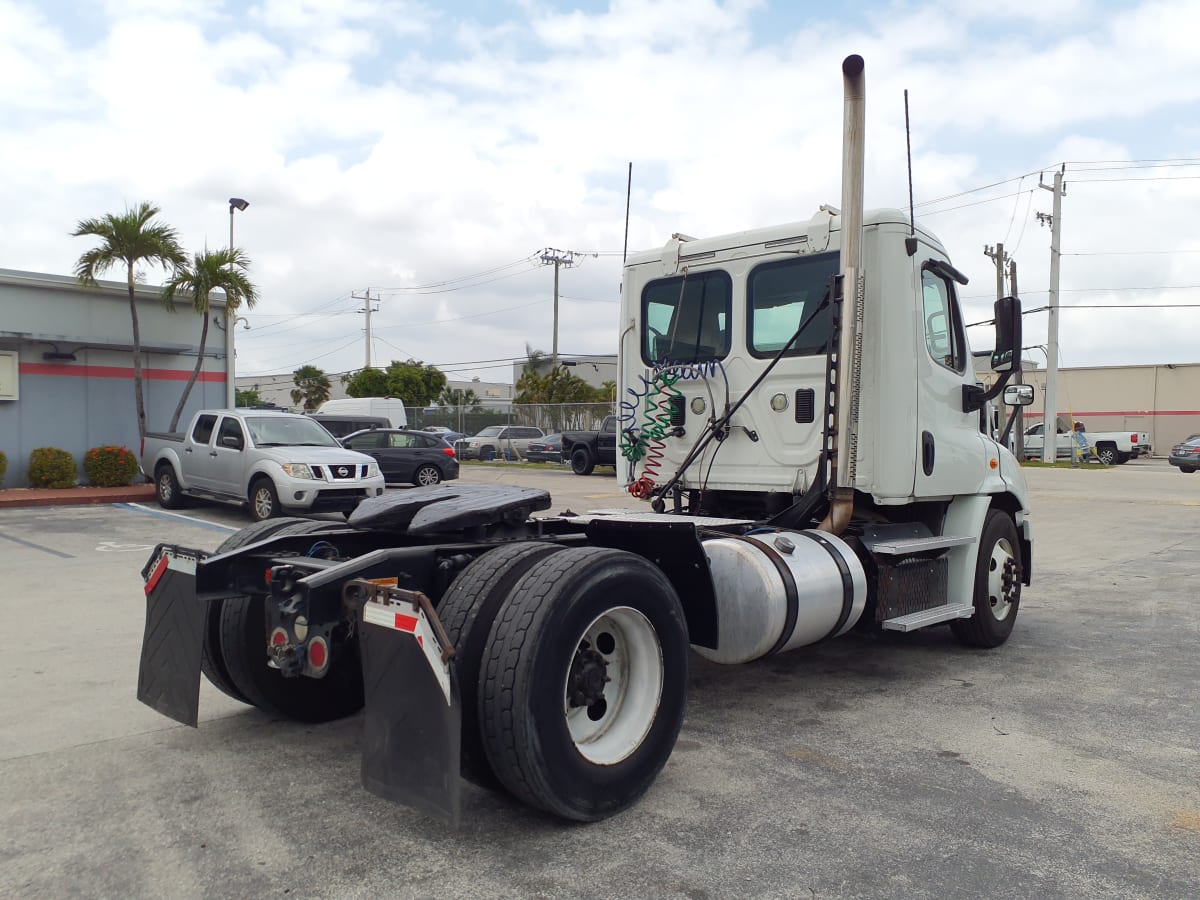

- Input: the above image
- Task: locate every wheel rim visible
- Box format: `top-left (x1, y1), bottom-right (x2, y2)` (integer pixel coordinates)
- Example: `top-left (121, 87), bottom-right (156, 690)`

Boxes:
top-left (418, 467), bottom-right (439, 486)
top-left (158, 473), bottom-right (172, 502)
top-left (562, 606), bottom-right (663, 766)
top-left (253, 487), bottom-right (273, 519)
top-left (986, 537), bottom-right (1018, 621)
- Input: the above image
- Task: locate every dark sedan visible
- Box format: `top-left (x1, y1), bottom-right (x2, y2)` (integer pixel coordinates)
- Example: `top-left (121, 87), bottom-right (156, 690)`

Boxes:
top-left (1168, 437), bottom-right (1200, 473)
top-left (525, 433), bottom-right (563, 464)
top-left (341, 428), bottom-right (459, 485)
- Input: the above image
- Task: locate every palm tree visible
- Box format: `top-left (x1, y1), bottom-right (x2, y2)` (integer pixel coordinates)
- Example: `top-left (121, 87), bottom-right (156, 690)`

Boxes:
top-left (438, 387), bottom-right (482, 409)
top-left (72, 202), bottom-right (186, 437)
top-left (161, 247), bottom-right (258, 430)
top-left (291, 365), bottom-right (331, 411)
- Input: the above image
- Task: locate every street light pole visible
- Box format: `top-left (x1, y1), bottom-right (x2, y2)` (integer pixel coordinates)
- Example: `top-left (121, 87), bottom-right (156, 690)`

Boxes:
top-left (227, 197), bottom-right (249, 408)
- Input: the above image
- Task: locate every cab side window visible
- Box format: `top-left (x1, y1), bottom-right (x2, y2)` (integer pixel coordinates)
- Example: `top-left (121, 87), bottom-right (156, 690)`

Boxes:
top-left (921, 268), bottom-right (966, 373)
top-left (217, 417), bottom-right (244, 450)
top-left (191, 414), bottom-right (217, 445)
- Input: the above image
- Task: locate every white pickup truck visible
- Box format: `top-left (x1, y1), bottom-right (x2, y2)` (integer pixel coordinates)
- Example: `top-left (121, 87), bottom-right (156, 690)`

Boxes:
top-left (1022, 422), bottom-right (1152, 465)
top-left (141, 409), bottom-right (386, 520)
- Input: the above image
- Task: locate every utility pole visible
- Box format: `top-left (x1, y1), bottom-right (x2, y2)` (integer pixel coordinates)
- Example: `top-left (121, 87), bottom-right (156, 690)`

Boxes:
top-left (1037, 166), bottom-right (1066, 464)
top-left (352, 289), bottom-right (378, 369)
top-left (539, 248), bottom-right (582, 370)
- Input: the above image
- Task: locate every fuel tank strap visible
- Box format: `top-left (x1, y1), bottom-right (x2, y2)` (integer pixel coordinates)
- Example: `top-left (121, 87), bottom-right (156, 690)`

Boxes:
top-left (733, 535), bottom-right (799, 658)
top-left (802, 530), bottom-right (856, 641)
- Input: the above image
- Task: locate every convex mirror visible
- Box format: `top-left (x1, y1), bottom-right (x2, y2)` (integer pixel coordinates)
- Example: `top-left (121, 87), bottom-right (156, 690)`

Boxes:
top-left (1003, 384), bottom-right (1035, 406)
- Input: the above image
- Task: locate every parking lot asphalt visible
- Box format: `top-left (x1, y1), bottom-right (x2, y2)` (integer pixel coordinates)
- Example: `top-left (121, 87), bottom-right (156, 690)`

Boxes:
top-left (1, 460), bottom-right (1197, 899)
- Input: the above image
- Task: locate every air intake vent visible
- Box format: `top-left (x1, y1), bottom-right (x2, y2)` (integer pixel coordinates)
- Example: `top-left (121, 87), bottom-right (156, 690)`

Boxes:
top-left (794, 389), bottom-right (815, 423)
top-left (668, 395), bottom-right (685, 427)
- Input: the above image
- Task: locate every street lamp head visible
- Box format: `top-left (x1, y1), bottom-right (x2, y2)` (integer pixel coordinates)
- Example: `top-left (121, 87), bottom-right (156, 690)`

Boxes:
top-left (229, 197), bottom-right (249, 212)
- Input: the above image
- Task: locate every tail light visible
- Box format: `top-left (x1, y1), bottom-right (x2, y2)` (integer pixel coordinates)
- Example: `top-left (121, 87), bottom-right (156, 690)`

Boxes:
top-left (442, 447), bottom-right (456, 458)
top-left (1130, 434), bottom-right (1137, 442)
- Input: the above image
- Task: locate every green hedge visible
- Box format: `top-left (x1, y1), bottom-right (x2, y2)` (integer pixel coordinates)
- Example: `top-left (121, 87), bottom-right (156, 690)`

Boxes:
top-left (0, 450), bottom-right (7, 487)
top-left (84, 445), bottom-right (139, 487)
top-left (28, 447), bottom-right (77, 489)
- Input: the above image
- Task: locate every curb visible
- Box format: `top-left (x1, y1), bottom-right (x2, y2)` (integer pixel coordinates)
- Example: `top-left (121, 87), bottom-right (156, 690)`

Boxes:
top-left (0, 485), bottom-right (157, 510)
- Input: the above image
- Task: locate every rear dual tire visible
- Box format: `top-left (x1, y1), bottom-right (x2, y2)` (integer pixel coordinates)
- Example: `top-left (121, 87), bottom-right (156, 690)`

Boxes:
top-left (201, 519), bottom-right (363, 722)
top-left (476, 546), bottom-right (689, 821)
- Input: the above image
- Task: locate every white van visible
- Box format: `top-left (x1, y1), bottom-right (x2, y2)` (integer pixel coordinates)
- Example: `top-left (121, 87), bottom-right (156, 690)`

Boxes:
top-left (314, 397), bottom-right (408, 429)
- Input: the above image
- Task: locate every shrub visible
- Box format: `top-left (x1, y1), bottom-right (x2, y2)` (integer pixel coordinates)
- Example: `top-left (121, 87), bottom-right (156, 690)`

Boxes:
top-left (0, 450), bottom-right (7, 487)
top-left (28, 447), bottom-right (77, 489)
top-left (84, 445), bottom-right (139, 488)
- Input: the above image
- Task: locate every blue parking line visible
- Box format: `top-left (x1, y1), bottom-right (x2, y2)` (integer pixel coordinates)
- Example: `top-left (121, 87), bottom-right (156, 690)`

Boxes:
top-left (114, 503), bottom-right (237, 534)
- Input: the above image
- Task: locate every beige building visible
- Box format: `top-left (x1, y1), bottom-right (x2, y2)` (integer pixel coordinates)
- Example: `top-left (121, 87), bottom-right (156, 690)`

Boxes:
top-left (983, 361), bottom-right (1200, 454)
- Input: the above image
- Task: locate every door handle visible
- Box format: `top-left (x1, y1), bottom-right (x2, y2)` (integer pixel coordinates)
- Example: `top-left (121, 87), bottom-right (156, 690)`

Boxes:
top-left (184, 447), bottom-right (193, 453)
top-left (210, 451), bottom-right (218, 457)
top-left (921, 431), bottom-right (935, 476)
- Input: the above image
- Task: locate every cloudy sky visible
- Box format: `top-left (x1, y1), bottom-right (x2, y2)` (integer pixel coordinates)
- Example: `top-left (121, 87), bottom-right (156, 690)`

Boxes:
top-left (4, 0), bottom-right (1199, 382)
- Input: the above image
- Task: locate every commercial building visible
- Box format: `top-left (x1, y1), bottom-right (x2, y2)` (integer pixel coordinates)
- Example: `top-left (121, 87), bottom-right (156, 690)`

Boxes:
top-left (0, 268), bottom-right (228, 487)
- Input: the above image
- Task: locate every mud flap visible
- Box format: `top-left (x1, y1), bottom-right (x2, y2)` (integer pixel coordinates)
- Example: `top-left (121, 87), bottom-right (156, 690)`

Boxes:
top-left (355, 584), bottom-right (463, 827)
top-left (137, 545), bottom-right (207, 727)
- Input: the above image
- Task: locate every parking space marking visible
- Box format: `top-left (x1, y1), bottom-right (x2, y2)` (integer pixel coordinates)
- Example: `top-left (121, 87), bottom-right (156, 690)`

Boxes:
top-left (116, 503), bottom-right (237, 533)
top-left (0, 530), bottom-right (74, 559)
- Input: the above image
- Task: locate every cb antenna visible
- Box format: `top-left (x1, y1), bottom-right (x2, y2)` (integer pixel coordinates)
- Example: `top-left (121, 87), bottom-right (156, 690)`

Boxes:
top-left (904, 89), bottom-right (917, 257)
top-left (622, 161), bottom-right (632, 264)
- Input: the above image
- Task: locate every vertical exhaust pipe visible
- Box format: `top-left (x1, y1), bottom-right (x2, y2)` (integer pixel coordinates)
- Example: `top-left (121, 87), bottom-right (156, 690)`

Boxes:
top-left (820, 54), bottom-right (866, 535)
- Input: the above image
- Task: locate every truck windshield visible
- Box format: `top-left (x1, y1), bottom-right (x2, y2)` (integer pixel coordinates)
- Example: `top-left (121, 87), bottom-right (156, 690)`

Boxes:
top-left (641, 271), bottom-right (731, 365)
top-left (243, 416), bottom-right (341, 448)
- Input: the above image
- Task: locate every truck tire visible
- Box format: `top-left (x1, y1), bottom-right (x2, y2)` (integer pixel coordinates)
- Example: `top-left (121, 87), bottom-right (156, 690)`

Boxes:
top-left (413, 464), bottom-right (441, 486)
top-left (1182, 466), bottom-right (1196, 474)
top-left (218, 520), bottom-right (364, 721)
top-left (1095, 443), bottom-right (1118, 466)
top-left (155, 463), bottom-right (185, 509)
top-left (435, 541), bottom-right (566, 787)
top-left (249, 477), bottom-right (280, 521)
top-left (478, 547), bottom-right (689, 821)
top-left (952, 510), bottom-right (1022, 649)
top-left (571, 446), bottom-right (595, 476)
top-left (200, 517), bottom-right (317, 703)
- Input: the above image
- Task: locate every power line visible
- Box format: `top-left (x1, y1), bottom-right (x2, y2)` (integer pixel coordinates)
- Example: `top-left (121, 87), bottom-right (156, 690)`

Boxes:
top-left (371, 299), bottom-right (547, 332)
top-left (370, 256), bottom-right (539, 293)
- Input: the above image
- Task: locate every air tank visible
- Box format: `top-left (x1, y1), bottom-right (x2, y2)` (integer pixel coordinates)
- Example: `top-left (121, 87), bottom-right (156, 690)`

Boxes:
top-left (695, 529), bottom-right (867, 665)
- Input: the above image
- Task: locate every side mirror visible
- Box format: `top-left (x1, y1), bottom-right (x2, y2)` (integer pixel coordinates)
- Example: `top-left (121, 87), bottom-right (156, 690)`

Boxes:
top-left (1002, 384), bottom-right (1035, 407)
top-left (220, 435), bottom-right (243, 450)
top-left (990, 296), bottom-right (1022, 373)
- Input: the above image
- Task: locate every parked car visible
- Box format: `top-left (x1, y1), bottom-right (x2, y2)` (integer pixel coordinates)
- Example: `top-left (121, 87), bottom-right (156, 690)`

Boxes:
top-left (525, 433), bottom-right (563, 464)
top-left (141, 409), bottom-right (385, 521)
top-left (562, 415), bottom-right (620, 475)
top-left (456, 425), bottom-right (545, 460)
top-left (308, 413), bottom-right (390, 439)
top-left (340, 428), bottom-right (459, 486)
top-left (422, 426), bottom-right (467, 445)
top-left (1168, 437), bottom-right (1200, 473)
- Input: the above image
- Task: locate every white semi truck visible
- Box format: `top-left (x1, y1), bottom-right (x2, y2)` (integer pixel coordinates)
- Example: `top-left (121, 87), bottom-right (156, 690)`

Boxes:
top-left (137, 55), bottom-right (1034, 824)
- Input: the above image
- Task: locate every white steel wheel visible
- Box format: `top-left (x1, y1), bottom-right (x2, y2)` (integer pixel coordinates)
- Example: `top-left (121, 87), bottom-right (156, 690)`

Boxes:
top-left (563, 607), bottom-right (664, 766)
top-left (986, 537), bottom-right (1017, 622)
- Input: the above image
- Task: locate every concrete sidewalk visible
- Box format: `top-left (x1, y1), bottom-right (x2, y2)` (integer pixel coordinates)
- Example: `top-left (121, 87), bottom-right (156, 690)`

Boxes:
top-left (0, 483), bottom-right (156, 509)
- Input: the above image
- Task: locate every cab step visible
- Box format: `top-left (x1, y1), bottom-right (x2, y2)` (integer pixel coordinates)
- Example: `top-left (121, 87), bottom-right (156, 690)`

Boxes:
top-left (882, 602), bottom-right (973, 632)
top-left (869, 534), bottom-right (975, 556)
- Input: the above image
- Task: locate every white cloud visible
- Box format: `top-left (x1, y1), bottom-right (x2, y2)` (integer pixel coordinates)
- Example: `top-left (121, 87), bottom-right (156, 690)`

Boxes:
top-left (2, 0), bottom-right (1200, 380)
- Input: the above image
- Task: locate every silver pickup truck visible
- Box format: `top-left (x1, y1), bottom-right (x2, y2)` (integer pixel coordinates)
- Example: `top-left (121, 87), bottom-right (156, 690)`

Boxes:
top-left (141, 409), bottom-right (386, 520)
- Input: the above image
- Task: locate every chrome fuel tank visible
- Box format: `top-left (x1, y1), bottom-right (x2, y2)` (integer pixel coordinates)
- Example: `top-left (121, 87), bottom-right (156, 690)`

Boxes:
top-left (695, 529), bottom-right (867, 665)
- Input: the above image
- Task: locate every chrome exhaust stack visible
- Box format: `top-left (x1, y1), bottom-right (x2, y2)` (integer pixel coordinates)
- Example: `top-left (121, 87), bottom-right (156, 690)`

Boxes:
top-left (820, 54), bottom-right (867, 536)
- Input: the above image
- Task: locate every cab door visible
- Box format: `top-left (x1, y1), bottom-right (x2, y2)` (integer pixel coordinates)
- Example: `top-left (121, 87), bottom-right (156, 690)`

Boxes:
top-left (209, 416), bottom-right (247, 496)
top-left (913, 258), bottom-right (987, 497)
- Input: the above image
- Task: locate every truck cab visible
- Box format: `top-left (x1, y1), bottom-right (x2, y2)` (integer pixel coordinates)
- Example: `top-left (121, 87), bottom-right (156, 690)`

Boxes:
top-left (619, 208), bottom-right (1024, 516)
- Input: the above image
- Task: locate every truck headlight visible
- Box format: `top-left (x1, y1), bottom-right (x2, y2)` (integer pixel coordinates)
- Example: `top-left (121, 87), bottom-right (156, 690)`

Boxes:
top-left (366, 463), bottom-right (380, 478)
top-left (281, 463), bottom-right (317, 479)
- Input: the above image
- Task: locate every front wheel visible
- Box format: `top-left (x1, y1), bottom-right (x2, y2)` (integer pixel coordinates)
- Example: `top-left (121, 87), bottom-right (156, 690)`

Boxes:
top-left (571, 446), bottom-right (595, 476)
top-left (249, 477), bottom-right (280, 521)
top-left (1181, 466), bottom-right (1196, 474)
top-left (478, 547), bottom-right (689, 821)
top-left (952, 510), bottom-right (1022, 648)
top-left (413, 464), bottom-right (441, 486)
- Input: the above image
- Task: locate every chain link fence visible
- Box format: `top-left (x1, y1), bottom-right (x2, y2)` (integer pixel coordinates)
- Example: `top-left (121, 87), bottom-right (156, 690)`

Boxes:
top-left (404, 403), bottom-right (615, 437)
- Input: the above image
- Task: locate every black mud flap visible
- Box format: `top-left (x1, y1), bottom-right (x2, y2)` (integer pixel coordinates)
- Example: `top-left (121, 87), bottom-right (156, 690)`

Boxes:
top-left (137, 544), bottom-right (208, 727)
top-left (355, 583), bottom-right (463, 827)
